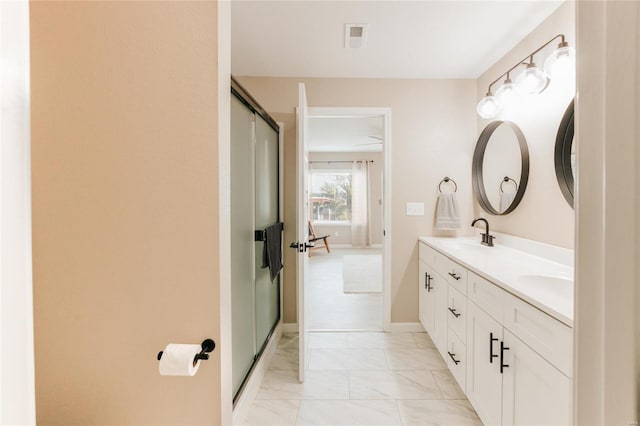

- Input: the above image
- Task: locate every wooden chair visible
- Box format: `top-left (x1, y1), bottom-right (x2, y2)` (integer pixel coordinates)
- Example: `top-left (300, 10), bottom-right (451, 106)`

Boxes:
top-left (307, 220), bottom-right (331, 256)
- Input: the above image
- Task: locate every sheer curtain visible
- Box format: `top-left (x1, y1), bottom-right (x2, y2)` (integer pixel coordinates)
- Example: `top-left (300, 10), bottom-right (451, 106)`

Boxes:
top-left (351, 161), bottom-right (370, 247)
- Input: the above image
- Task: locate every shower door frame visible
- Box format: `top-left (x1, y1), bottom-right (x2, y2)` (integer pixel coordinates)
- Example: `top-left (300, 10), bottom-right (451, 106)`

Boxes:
top-left (230, 77), bottom-right (283, 404)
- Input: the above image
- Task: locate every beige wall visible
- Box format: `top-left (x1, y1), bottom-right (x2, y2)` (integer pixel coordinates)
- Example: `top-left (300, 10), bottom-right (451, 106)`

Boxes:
top-left (30, 2), bottom-right (225, 424)
top-left (575, 1), bottom-right (639, 423)
top-left (236, 77), bottom-right (477, 323)
top-left (476, 1), bottom-right (575, 248)
top-left (309, 151), bottom-right (383, 246)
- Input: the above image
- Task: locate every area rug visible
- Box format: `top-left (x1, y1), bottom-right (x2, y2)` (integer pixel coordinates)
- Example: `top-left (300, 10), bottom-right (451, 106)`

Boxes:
top-left (343, 255), bottom-right (382, 293)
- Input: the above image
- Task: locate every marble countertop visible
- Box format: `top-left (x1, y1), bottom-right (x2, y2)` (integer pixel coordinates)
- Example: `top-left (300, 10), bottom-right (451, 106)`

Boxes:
top-left (419, 236), bottom-right (574, 327)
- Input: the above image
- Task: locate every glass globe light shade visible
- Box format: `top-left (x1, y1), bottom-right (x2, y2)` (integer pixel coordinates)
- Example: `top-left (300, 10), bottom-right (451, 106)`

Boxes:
top-left (495, 80), bottom-right (520, 107)
top-left (516, 63), bottom-right (548, 94)
top-left (476, 94), bottom-right (501, 119)
top-left (544, 45), bottom-right (576, 78)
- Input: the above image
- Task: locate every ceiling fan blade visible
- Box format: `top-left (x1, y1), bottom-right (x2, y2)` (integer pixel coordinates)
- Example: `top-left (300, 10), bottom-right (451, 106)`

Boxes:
top-left (354, 141), bottom-right (383, 146)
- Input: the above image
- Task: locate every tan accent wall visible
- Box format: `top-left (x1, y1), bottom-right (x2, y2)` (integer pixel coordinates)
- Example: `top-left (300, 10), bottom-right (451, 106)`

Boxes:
top-left (30, 2), bottom-right (224, 424)
top-left (309, 151), bottom-right (383, 246)
top-left (236, 77), bottom-right (477, 323)
top-left (475, 1), bottom-right (575, 248)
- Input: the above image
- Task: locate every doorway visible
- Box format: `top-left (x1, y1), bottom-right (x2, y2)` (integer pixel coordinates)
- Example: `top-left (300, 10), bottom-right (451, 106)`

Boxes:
top-left (305, 108), bottom-right (392, 332)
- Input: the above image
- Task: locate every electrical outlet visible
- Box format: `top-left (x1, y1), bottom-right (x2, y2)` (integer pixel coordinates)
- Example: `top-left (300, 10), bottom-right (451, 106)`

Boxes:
top-left (335, 231), bottom-right (340, 237)
top-left (406, 202), bottom-right (425, 216)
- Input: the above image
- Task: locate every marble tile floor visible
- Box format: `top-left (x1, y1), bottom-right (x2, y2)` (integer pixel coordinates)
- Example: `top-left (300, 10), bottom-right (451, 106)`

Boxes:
top-left (239, 331), bottom-right (482, 426)
top-left (307, 248), bottom-right (383, 331)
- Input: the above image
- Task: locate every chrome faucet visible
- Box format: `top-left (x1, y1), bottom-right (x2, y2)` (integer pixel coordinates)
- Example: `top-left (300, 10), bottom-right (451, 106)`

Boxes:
top-left (471, 218), bottom-right (495, 247)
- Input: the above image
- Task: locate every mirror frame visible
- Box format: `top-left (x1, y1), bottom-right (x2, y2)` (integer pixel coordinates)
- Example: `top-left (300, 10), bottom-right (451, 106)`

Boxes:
top-left (472, 120), bottom-right (530, 215)
top-left (554, 99), bottom-right (575, 208)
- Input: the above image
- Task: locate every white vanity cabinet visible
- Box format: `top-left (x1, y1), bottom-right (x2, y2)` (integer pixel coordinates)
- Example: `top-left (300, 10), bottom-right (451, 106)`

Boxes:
top-left (501, 329), bottom-right (572, 425)
top-left (467, 300), bottom-right (503, 425)
top-left (418, 239), bottom-right (573, 426)
top-left (418, 260), bottom-right (432, 334)
top-left (418, 245), bottom-right (451, 360)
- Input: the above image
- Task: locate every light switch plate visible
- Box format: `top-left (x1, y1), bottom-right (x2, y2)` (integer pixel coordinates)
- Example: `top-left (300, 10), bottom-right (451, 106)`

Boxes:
top-left (406, 202), bottom-right (425, 216)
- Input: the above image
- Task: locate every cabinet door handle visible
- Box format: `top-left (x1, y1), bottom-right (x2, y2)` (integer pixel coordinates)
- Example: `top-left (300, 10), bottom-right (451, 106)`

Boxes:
top-left (427, 274), bottom-right (433, 292)
top-left (500, 341), bottom-right (510, 373)
top-left (448, 307), bottom-right (461, 318)
top-left (447, 351), bottom-right (460, 365)
top-left (489, 332), bottom-right (499, 364)
top-left (424, 272), bottom-right (429, 289)
top-left (448, 272), bottom-right (461, 281)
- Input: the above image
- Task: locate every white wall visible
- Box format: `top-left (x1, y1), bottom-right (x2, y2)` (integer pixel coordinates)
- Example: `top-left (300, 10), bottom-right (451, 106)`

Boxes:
top-left (476, 1), bottom-right (575, 248)
top-left (0, 0), bottom-right (36, 424)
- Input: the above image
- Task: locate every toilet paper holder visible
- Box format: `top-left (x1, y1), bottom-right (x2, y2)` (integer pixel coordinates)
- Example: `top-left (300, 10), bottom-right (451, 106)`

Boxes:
top-left (157, 339), bottom-right (216, 363)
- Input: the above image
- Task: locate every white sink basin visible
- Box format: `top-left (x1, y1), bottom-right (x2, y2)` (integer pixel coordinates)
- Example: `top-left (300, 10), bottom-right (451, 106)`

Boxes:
top-left (517, 274), bottom-right (573, 299)
top-left (437, 239), bottom-right (489, 253)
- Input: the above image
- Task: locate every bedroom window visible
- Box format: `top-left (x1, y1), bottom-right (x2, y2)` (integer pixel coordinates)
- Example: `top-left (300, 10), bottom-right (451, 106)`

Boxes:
top-left (309, 170), bottom-right (352, 224)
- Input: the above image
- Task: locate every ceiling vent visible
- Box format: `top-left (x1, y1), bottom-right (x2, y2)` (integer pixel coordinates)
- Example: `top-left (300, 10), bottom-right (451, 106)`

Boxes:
top-left (344, 23), bottom-right (368, 49)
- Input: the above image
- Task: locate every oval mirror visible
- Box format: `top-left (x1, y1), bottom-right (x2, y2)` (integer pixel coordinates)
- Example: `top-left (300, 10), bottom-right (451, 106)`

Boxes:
top-left (472, 121), bottom-right (530, 215)
top-left (555, 99), bottom-right (575, 208)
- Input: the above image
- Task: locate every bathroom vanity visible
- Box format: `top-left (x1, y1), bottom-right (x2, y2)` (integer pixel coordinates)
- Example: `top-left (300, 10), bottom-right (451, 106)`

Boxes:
top-left (418, 235), bottom-right (573, 425)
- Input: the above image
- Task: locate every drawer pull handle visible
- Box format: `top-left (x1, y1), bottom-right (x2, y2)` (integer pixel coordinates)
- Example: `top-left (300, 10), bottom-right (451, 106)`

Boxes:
top-left (489, 332), bottom-right (499, 364)
top-left (447, 351), bottom-right (460, 365)
top-left (425, 274), bottom-right (433, 292)
top-left (500, 341), bottom-right (510, 373)
top-left (448, 272), bottom-right (461, 281)
top-left (448, 307), bottom-right (461, 318)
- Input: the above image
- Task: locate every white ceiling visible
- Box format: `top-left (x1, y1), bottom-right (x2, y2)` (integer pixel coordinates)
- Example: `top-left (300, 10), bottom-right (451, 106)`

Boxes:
top-left (308, 116), bottom-right (383, 152)
top-left (231, 1), bottom-right (564, 79)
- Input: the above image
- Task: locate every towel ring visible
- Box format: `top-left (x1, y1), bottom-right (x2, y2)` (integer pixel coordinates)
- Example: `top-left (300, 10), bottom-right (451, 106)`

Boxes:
top-left (438, 177), bottom-right (457, 193)
top-left (500, 176), bottom-right (518, 193)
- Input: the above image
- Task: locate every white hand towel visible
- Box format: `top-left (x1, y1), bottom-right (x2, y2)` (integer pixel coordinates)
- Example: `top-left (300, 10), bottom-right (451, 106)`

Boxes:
top-left (500, 190), bottom-right (516, 213)
top-left (435, 193), bottom-right (460, 230)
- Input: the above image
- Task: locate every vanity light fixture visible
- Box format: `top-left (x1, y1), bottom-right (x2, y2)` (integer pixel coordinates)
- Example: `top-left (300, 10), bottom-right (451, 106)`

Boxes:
top-left (476, 34), bottom-right (574, 119)
top-left (515, 61), bottom-right (548, 95)
top-left (476, 91), bottom-right (501, 119)
top-left (495, 74), bottom-right (520, 106)
top-left (544, 40), bottom-right (576, 78)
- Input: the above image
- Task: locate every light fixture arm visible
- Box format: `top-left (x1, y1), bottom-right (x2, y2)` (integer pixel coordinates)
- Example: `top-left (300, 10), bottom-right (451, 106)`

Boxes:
top-left (486, 34), bottom-right (566, 94)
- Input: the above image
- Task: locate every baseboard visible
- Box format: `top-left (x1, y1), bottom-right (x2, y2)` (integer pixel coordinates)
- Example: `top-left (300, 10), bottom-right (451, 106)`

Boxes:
top-left (281, 323), bottom-right (298, 333)
top-left (388, 322), bottom-right (425, 333)
top-left (232, 321), bottom-right (282, 425)
top-left (283, 323), bottom-right (422, 333)
top-left (328, 244), bottom-right (383, 249)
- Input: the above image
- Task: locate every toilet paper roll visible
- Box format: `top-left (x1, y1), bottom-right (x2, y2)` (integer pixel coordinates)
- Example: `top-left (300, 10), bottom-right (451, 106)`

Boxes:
top-left (159, 344), bottom-right (202, 376)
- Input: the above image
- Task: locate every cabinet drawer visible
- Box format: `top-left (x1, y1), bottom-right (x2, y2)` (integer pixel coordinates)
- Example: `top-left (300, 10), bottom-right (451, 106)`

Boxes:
top-left (418, 242), bottom-right (434, 266)
top-left (503, 295), bottom-right (573, 377)
top-left (447, 285), bottom-right (467, 341)
top-left (446, 330), bottom-right (466, 391)
top-left (468, 272), bottom-right (504, 323)
top-left (419, 243), bottom-right (449, 277)
top-left (445, 259), bottom-right (468, 294)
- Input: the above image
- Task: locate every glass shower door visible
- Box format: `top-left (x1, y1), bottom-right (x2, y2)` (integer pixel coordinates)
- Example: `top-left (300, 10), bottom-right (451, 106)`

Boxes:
top-left (230, 96), bottom-right (256, 396)
top-left (254, 115), bottom-right (280, 351)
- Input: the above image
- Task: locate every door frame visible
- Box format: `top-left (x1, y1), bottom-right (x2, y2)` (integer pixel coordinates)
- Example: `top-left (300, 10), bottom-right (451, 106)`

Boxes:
top-left (574, 1), bottom-right (639, 423)
top-left (306, 107), bottom-right (392, 332)
top-left (0, 0), bottom-right (37, 423)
